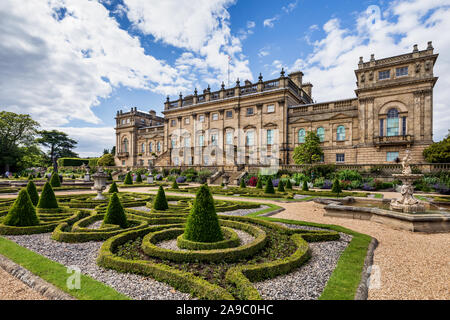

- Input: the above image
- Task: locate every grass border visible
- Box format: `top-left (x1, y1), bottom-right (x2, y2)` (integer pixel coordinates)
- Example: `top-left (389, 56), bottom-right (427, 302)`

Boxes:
top-left (0, 236), bottom-right (130, 300)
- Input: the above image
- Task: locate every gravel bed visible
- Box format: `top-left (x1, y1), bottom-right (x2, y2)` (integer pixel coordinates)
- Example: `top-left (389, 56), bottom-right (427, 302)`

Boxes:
top-left (4, 233), bottom-right (191, 300)
top-left (129, 205), bottom-right (268, 216)
top-left (293, 194), bottom-right (311, 200)
top-left (86, 220), bottom-right (102, 229)
top-left (276, 222), bottom-right (329, 232)
top-left (254, 232), bottom-right (352, 300)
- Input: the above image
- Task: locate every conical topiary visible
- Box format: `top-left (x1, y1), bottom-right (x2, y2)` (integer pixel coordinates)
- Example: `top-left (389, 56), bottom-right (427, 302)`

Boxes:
top-left (240, 178), bottom-right (246, 188)
top-left (136, 173), bottom-right (143, 183)
top-left (302, 180), bottom-right (309, 191)
top-left (172, 180), bottom-right (179, 189)
top-left (265, 179), bottom-right (275, 194)
top-left (50, 173), bottom-right (61, 187)
top-left (37, 172), bottom-right (42, 178)
top-left (184, 185), bottom-right (223, 243)
top-left (107, 172), bottom-right (113, 181)
top-left (286, 179), bottom-right (292, 190)
top-left (123, 172), bottom-right (133, 185)
top-left (256, 178), bottom-right (263, 189)
top-left (28, 174), bottom-right (34, 180)
top-left (3, 189), bottom-right (39, 226)
top-left (37, 182), bottom-right (59, 209)
top-left (103, 193), bottom-right (128, 228)
top-left (332, 178), bottom-right (342, 196)
top-left (26, 180), bottom-right (39, 206)
top-left (108, 182), bottom-right (119, 193)
top-left (277, 180), bottom-right (285, 192)
top-left (153, 186), bottom-right (168, 210)
top-left (71, 174), bottom-right (76, 180)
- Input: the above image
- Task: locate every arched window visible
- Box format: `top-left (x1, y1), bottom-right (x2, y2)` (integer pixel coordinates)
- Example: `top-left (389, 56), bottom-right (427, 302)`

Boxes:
top-left (171, 135), bottom-right (177, 148)
top-left (122, 138), bottom-right (128, 153)
top-left (141, 143), bottom-right (145, 153)
top-left (298, 129), bottom-right (305, 143)
top-left (157, 142), bottom-right (161, 152)
top-left (149, 142), bottom-right (153, 153)
top-left (387, 108), bottom-right (399, 136)
top-left (337, 126), bottom-right (346, 141)
top-left (317, 127), bottom-right (325, 142)
top-left (246, 130), bottom-right (255, 146)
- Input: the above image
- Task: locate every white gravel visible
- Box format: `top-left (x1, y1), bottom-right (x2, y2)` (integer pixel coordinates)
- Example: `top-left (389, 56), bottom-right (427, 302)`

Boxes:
top-left (129, 205), bottom-right (268, 217)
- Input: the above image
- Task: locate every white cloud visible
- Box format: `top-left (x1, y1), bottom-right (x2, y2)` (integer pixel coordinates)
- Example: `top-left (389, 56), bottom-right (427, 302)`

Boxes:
top-left (288, 0), bottom-right (450, 141)
top-left (247, 21), bottom-right (256, 29)
top-left (263, 16), bottom-right (279, 28)
top-left (282, 1), bottom-right (298, 13)
top-left (258, 47), bottom-right (270, 58)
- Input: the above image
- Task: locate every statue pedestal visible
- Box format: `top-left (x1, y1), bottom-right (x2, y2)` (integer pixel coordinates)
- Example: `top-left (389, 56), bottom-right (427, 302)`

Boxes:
top-left (390, 173), bottom-right (425, 213)
top-left (147, 175), bottom-right (154, 184)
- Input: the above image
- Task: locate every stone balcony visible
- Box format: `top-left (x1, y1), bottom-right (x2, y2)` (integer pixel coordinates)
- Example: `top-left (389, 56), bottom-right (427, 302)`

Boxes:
top-left (117, 152), bottom-right (129, 158)
top-left (374, 135), bottom-right (414, 147)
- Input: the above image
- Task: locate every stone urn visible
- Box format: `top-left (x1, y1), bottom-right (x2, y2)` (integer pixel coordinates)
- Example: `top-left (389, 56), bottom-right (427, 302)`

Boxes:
top-left (91, 168), bottom-right (108, 200)
top-left (222, 174), bottom-right (230, 189)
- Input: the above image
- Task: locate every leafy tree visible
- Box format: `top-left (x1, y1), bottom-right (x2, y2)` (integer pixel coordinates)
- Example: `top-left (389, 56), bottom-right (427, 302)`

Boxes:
top-left (103, 193), bottom-right (128, 228)
top-left (0, 112), bottom-right (40, 173)
top-left (37, 182), bottom-right (59, 209)
top-left (26, 180), bottom-right (39, 206)
top-left (3, 189), bottom-right (39, 226)
top-left (36, 130), bottom-right (78, 173)
top-left (97, 153), bottom-right (115, 166)
top-left (240, 178), bottom-right (246, 188)
top-left (265, 179), bottom-right (275, 194)
top-left (103, 149), bottom-right (110, 155)
top-left (423, 132), bottom-right (450, 163)
top-left (108, 182), bottom-right (119, 193)
top-left (332, 178), bottom-right (342, 196)
top-left (153, 186), bottom-right (168, 210)
top-left (49, 172), bottom-right (61, 187)
top-left (184, 185), bottom-right (223, 243)
top-left (123, 172), bottom-right (133, 185)
top-left (292, 131), bottom-right (324, 164)
top-left (110, 146), bottom-right (116, 156)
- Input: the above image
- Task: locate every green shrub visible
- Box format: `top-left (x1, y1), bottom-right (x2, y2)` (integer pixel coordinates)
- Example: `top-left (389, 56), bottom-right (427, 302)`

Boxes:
top-left (103, 193), bottom-right (128, 228)
top-left (265, 179), bottom-right (275, 194)
top-left (123, 172), bottom-right (133, 185)
top-left (97, 153), bottom-right (115, 166)
top-left (135, 173), bottom-right (143, 183)
top-left (26, 181), bottom-right (39, 206)
top-left (153, 186), bottom-right (168, 210)
top-left (302, 180), bottom-right (309, 191)
top-left (71, 174), bottom-right (76, 180)
top-left (107, 172), bottom-right (113, 181)
top-left (337, 169), bottom-right (362, 181)
top-left (108, 182), bottom-right (119, 193)
top-left (28, 174), bottom-right (34, 180)
top-left (50, 173), bottom-right (61, 187)
top-left (277, 180), bottom-right (285, 192)
top-left (332, 178), bottom-right (342, 195)
top-left (285, 179), bottom-right (292, 190)
top-left (172, 180), bottom-right (179, 189)
top-left (184, 185), bottom-right (223, 243)
top-left (37, 182), bottom-right (59, 209)
top-left (256, 178), bottom-right (263, 189)
top-left (57, 158), bottom-right (89, 167)
top-left (3, 189), bottom-right (39, 227)
top-left (240, 178), bottom-right (246, 188)
top-left (37, 172), bottom-right (42, 178)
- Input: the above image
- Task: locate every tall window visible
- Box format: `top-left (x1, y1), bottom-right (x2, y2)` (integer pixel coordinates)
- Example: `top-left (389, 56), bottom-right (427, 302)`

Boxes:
top-left (184, 136), bottom-right (191, 147)
top-left (198, 134), bottom-right (204, 147)
top-left (226, 110), bottom-right (233, 118)
top-left (211, 134), bottom-right (218, 146)
top-left (402, 117), bottom-right (407, 136)
top-left (380, 119), bottom-right (384, 137)
top-left (246, 130), bottom-right (255, 146)
top-left (171, 136), bottom-right (177, 148)
top-left (198, 115), bottom-right (205, 122)
top-left (226, 132), bottom-right (233, 145)
top-left (171, 119), bottom-right (176, 127)
top-left (298, 129), bottom-right (305, 143)
top-left (122, 138), bottom-right (128, 153)
top-left (212, 113), bottom-right (218, 121)
top-left (336, 125), bottom-right (346, 141)
top-left (149, 142), bottom-right (153, 153)
top-left (387, 108), bottom-right (399, 136)
top-left (157, 142), bottom-right (161, 152)
top-left (317, 127), bottom-right (325, 142)
top-left (267, 129), bottom-right (274, 145)
top-left (141, 143), bottom-right (145, 153)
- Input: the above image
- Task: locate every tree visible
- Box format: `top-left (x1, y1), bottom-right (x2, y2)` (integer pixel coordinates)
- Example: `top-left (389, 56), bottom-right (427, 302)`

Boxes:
top-left (136, 173), bottom-right (143, 183)
top-left (103, 149), bottom-right (110, 155)
top-left (36, 130), bottom-right (78, 173)
top-left (332, 178), bottom-right (342, 196)
top-left (285, 179), bottom-right (293, 190)
top-left (0, 112), bottom-right (40, 173)
top-left (423, 132), bottom-right (450, 163)
top-left (26, 180), bottom-right (39, 206)
top-left (123, 172), bottom-right (133, 185)
top-left (277, 180), bottom-right (285, 192)
top-left (153, 186), bottom-right (168, 210)
top-left (184, 185), bottom-right (223, 243)
top-left (302, 180), bottom-right (309, 191)
top-left (37, 182), bottom-right (59, 209)
top-left (49, 172), bottom-right (61, 187)
top-left (110, 146), bottom-right (116, 156)
top-left (240, 178), bottom-right (246, 188)
top-left (3, 189), bottom-right (39, 227)
top-left (256, 178), bottom-right (263, 189)
top-left (108, 182), bottom-right (119, 193)
top-left (292, 131), bottom-right (324, 164)
top-left (265, 179), bottom-right (275, 194)
top-left (103, 193), bottom-right (128, 228)
top-left (172, 180), bottom-right (179, 189)
top-left (97, 153), bottom-right (115, 166)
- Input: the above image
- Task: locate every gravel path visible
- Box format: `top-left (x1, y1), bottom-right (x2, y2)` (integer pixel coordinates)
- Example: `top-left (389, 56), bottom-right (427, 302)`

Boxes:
top-left (129, 205), bottom-right (268, 217)
top-left (4, 233), bottom-right (191, 300)
top-left (255, 233), bottom-right (352, 300)
top-left (0, 267), bottom-right (47, 300)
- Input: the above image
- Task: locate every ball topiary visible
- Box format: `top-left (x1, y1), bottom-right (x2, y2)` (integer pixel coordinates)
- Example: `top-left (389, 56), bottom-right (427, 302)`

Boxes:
top-left (153, 186), bottom-right (168, 210)
top-left (108, 182), bottom-right (119, 193)
top-left (26, 180), bottom-right (39, 206)
top-left (49, 172), bottom-right (61, 187)
top-left (123, 172), bottom-right (133, 185)
top-left (240, 178), bottom-right (246, 188)
top-left (302, 180), bottom-right (309, 191)
top-left (103, 192), bottom-right (128, 228)
top-left (332, 178), bottom-right (342, 196)
top-left (136, 173), bottom-right (143, 183)
top-left (277, 180), bottom-right (285, 192)
top-left (285, 179), bottom-right (292, 190)
top-left (256, 178), bottom-right (263, 189)
top-left (172, 180), bottom-right (179, 189)
top-left (37, 182), bottom-right (59, 209)
top-left (184, 184), bottom-right (223, 243)
top-left (3, 189), bottom-right (40, 226)
top-left (265, 179), bottom-right (275, 194)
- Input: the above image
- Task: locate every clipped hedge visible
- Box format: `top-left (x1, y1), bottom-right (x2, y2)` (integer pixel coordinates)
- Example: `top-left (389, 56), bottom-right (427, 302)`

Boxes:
top-left (177, 227), bottom-right (240, 250)
top-left (57, 158), bottom-right (89, 167)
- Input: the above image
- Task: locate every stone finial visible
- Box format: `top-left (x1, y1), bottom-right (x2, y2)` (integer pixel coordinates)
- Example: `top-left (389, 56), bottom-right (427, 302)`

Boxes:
top-left (221, 82), bottom-right (225, 90)
top-left (166, 96), bottom-right (170, 102)
top-left (359, 56), bottom-right (363, 64)
top-left (207, 84), bottom-right (211, 92)
top-left (194, 88), bottom-right (198, 96)
top-left (179, 92), bottom-right (183, 100)
top-left (280, 67), bottom-right (285, 77)
top-left (427, 41), bottom-right (433, 50)
top-left (370, 54), bottom-right (375, 62)
top-left (236, 78), bottom-right (240, 87)
top-left (413, 44), bottom-right (418, 52)
top-left (258, 73), bottom-right (263, 82)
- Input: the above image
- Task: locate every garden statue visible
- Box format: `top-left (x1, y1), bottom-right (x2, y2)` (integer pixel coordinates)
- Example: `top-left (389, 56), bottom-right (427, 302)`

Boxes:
top-left (92, 167), bottom-right (108, 200)
top-left (401, 149), bottom-right (412, 175)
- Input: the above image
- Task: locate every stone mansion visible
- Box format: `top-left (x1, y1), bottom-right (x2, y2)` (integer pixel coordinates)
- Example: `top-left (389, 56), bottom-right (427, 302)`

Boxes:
top-left (114, 42), bottom-right (438, 169)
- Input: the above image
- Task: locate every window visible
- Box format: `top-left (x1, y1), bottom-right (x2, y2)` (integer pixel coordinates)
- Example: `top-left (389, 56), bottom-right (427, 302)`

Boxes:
top-left (226, 110), bottom-right (233, 118)
top-left (380, 119), bottom-right (384, 137)
top-left (184, 136), bottom-right (191, 147)
top-left (199, 115), bottom-right (205, 122)
top-left (246, 108), bottom-right (254, 116)
top-left (379, 70), bottom-right (390, 80)
top-left (211, 134), bottom-right (218, 146)
top-left (402, 117), bottom-right (407, 136)
top-left (122, 160), bottom-right (125, 166)
top-left (246, 130), bottom-right (255, 146)
top-left (298, 129), bottom-right (305, 143)
top-left (173, 157), bottom-right (179, 166)
top-left (184, 117), bottom-right (190, 125)
top-left (126, 118), bottom-right (130, 123)
top-left (122, 138), bottom-right (128, 153)
top-left (317, 127), bottom-right (325, 142)
top-left (157, 142), bottom-right (161, 152)
top-left (141, 143), bottom-right (145, 153)
top-left (203, 155), bottom-right (209, 165)
top-left (149, 142), bottom-right (153, 153)
top-left (267, 105), bottom-right (275, 113)
top-left (226, 132), bottom-right (233, 145)
top-left (336, 153), bottom-right (345, 163)
top-left (267, 129), bottom-right (274, 145)
top-left (387, 151), bottom-right (399, 162)
top-left (212, 113), bottom-right (218, 121)
top-left (387, 108), bottom-right (399, 136)
top-left (121, 119), bottom-right (125, 125)
top-left (336, 125), bottom-right (346, 141)
top-left (198, 135), bottom-right (204, 147)
top-left (171, 119), bottom-right (176, 127)
top-left (171, 137), bottom-right (177, 148)
top-left (396, 67), bottom-right (408, 77)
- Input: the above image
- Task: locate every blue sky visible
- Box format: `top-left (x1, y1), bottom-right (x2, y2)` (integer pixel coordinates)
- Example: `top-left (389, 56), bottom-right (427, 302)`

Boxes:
top-left (1, 0), bottom-right (449, 156)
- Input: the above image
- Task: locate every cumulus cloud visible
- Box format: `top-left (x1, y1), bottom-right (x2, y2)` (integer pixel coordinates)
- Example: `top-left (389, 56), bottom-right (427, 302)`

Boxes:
top-left (289, 0), bottom-right (450, 141)
top-left (263, 16), bottom-right (279, 28)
